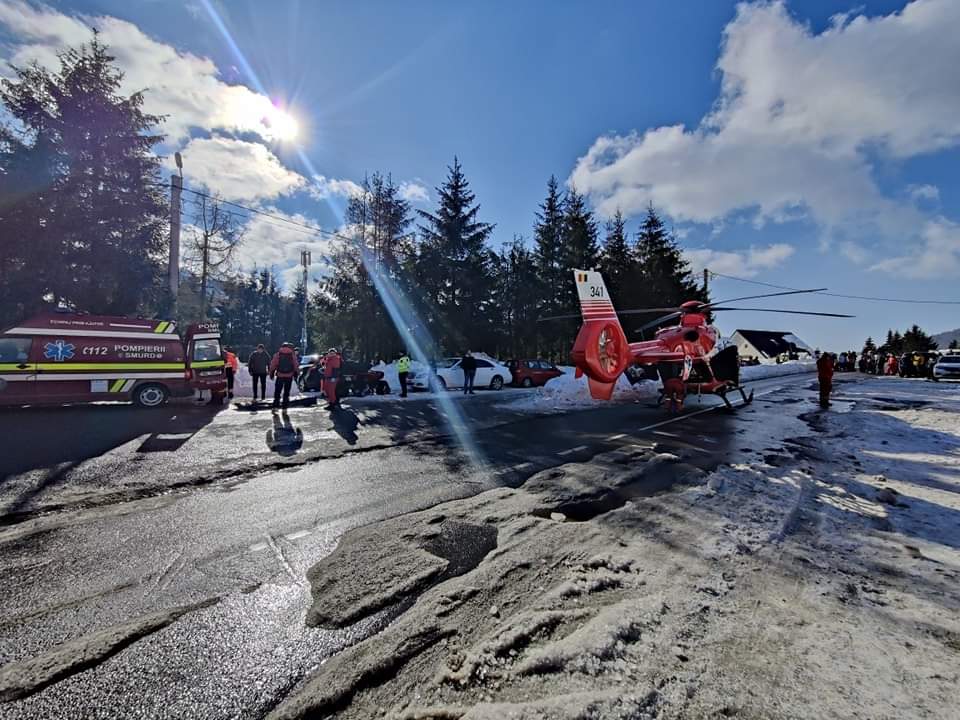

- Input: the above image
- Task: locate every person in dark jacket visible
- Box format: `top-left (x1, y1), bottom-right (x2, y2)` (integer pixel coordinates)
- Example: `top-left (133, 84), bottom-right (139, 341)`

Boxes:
top-left (269, 342), bottom-right (299, 410)
top-left (247, 344), bottom-right (270, 402)
top-left (460, 351), bottom-right (477, 395)
top-left (817, 352), bottom-right (835, 408)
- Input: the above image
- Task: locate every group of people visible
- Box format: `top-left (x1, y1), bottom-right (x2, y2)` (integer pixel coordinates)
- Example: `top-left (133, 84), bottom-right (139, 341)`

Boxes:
top-left (220, 344), bottom-right (345, 411)
top-left (855, 351), bottom-right (937, 378)
top-left (215, 344), bottom-right (489, 410)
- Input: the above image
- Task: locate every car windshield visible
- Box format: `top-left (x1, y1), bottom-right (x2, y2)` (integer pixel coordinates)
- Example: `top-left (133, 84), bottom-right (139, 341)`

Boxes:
top-left (940, 356), bottom-right (960, 364)
top-left (192, 338), bottom-right (222, 362)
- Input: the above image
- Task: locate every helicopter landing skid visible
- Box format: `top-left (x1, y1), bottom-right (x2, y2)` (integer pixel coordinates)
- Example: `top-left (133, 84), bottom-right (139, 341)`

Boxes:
top-left (719, 386), bottom-right (754, 411)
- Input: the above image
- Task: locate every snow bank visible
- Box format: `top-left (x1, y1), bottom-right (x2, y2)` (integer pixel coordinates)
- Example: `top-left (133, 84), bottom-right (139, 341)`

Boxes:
top-left (503, 370), bottom-right (659, 414)
top-left (741, 359), bottom-right (815, 380)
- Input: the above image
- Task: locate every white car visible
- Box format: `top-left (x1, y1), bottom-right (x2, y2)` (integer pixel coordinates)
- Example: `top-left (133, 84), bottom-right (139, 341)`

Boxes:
top-left (410, 356), bottom-right (513, 391)
top-left (933, 354), bottom-right (960, 381)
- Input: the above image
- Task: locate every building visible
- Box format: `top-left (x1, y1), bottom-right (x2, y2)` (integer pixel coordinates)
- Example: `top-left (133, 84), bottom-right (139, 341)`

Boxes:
top-left (729, 330), bottom-right (813, 364)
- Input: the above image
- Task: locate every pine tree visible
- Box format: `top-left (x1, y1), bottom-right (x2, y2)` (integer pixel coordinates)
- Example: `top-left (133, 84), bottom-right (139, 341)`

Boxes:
top-left (0, 36), bottom-right (166, 323)
top-left (901, 324), bottom-right (938, 353)
top-left (631, 204), bottom-right (706, 331)
top-left (416, 157), bottom-right (495, 352)
top-left (495, 236), bottom-right (541, 357)
top-left (599, 209), bottom-right (632, 305)
top-left (561, 187), bottom-right (600, 272)
top-left (950, 339), bottom-right (959, 350)
top-left (862, 336), bottom-right (877, 355)
top-left (532, 176), bottom-right (568, 355)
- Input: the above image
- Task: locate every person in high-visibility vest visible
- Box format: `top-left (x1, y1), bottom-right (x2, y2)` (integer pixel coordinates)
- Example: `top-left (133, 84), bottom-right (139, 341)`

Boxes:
top-left (224, 347), bottom-right (239, 398)
top-left (323, 347), bottom-right (342, 410)
top-left (397, 352), bottom-right (411, 398)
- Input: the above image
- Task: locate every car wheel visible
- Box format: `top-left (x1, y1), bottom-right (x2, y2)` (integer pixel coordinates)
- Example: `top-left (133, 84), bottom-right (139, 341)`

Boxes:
top-left (490, 375), bottom-right (504, 390)
top-left (133, 383), bottom-right (169, 408)
top-left (521, 377), bottom-right (533, 388)
top-left (437, 377), bottom-right (447, 390)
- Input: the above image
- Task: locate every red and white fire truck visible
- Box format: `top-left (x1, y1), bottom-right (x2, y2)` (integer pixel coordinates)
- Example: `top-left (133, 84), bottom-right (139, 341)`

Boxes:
top-left (0, 313), bottom-right (227, 408)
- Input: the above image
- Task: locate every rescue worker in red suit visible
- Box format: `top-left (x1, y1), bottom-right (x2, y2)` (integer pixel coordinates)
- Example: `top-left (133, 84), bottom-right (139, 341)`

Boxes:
top-left (817, 351), bottom-right (835, 409)
top-left (323, 347), bottom-right (342, 410)
top-left (269, 342), bottom-right (299, 410)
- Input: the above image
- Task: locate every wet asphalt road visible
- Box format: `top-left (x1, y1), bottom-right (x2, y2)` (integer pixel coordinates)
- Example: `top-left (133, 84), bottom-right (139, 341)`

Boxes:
top-left (0, 373), bottom-right (822, 719)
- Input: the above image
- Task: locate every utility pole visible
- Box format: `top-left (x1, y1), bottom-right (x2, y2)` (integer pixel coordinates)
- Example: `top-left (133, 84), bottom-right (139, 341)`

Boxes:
top-left (300, 249), bottom-right (311, 351)
top-left (169, 152), bottom-right (183, 320)
top-left (703, 267), bottom-right (710, 296)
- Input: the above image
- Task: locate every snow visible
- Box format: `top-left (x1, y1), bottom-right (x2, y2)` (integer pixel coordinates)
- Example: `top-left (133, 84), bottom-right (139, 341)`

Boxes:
top-left (740, 358), bottom-right (815, 380)
top-left (272, 374), bottom-right (960, 720)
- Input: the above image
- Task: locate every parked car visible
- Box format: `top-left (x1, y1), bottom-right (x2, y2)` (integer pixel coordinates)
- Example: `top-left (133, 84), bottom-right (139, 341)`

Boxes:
top-left (932, 354), bottom-right (960, 381)
top-left (508, 359), bottom-right (563, 387)
top-left (410, 356), bottom-right (512, 391)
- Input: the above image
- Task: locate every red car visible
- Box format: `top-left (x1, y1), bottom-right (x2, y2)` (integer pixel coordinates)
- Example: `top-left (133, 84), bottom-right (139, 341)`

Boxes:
top-left (508, 359), bottom-right (563, 387)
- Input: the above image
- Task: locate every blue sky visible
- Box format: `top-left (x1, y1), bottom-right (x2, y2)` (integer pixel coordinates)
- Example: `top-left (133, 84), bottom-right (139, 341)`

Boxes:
top-left (1, 0), bottom-right (958, 349)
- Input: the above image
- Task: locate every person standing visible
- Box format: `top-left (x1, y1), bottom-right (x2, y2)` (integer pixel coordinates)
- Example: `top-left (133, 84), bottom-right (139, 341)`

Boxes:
top-left (396, 351), bottom-right (411, 398)
top-left (460, 351), bottom-right (477, 395)
top-left (323, 347), bottom-right (342, 410)
top-left (247, 344), bottom-right (270, 402)
top-left (817, 351), bottom-right (835, 408)
top-left (270, 342), bottom-right (299, 410)
top-left (224, 347), bottom-right (239, 398)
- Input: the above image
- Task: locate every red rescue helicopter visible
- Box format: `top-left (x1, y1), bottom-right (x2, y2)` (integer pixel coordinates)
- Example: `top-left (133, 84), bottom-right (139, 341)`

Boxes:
top-left (553, 269), bottom-right (852, 411)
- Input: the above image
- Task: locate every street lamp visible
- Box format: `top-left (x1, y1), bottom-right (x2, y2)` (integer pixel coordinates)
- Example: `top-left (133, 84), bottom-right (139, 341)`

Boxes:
top-left (300, 250), bottom-right (311, 351)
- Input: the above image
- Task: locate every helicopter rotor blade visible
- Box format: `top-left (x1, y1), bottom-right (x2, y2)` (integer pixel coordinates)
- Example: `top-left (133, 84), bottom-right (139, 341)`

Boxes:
top-left (709, 307), bottom-right (854, 317)
top-left (703, 287), bottom-right (828, 309)
top-left (634, 311), bottom-right (682, 334)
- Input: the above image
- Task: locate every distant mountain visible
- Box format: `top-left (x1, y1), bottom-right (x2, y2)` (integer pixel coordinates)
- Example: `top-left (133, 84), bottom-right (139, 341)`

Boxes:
top-left (932, 327), bottom-right (960, 349)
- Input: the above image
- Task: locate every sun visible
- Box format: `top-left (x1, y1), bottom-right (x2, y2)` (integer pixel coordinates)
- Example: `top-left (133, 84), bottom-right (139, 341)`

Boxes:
top-left (262, 104), bottom-right (299, 142)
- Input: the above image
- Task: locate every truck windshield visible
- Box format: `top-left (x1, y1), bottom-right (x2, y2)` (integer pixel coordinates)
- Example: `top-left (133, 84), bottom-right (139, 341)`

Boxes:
top-left (193, 338), bottom-right (222, 362)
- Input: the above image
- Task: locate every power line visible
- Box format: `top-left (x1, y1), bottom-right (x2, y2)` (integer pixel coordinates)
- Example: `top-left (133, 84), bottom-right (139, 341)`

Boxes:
top-left (708, 269), bottom-right (960, 306)
top-left (155, 178), bottom-right (359, 245)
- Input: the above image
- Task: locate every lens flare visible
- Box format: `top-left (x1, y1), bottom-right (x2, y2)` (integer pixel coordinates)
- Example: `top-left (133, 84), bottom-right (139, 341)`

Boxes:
top-left (263, 105), bottom-right (298, 141)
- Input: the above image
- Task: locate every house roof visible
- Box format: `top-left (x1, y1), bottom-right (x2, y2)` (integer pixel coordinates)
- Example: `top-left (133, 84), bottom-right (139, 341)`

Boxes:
top-left (733, 330), bottom-right (812, 358)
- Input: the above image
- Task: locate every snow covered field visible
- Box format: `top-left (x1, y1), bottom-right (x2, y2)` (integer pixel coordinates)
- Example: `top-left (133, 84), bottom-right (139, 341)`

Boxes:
top-left (270, 375), bottom-right (960, 719)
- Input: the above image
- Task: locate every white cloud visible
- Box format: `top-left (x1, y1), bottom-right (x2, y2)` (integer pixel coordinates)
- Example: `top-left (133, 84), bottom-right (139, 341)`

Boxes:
top-left (309, 175), bottom-right (366, 201)
top-left (399, 181), bottom-right (429, 203)
top-left (870, 218), bottom-right (960, 278)
top-left (907, 184), bottom-right (940, 203)
top-left (839, 241), bottom-right (870, 265)
top-left (684, 243), bottom-right (795, 278)
top-left (234, 208), bottom-right (331, 288)
top-left (0, 0), bottom-right (292, 143)
top-left (172, 137), bottom-right (305, 203)
top-left (570, 0), bottom-right (960, 245)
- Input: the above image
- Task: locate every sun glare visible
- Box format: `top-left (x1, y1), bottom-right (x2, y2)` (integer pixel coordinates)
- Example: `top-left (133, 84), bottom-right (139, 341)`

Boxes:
top-left (263, 105), bottom-right (299, 141)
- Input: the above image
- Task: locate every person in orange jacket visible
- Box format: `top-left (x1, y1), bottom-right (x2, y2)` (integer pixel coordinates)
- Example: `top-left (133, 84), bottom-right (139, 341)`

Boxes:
top-left (322, 347), bottom-right (342, 410)
top-left (223, 347), bottom-right (239, 398)
top-left (269, 342), bottom-right (299, 410)
top-left (817, 351), bottom-right (835, 408)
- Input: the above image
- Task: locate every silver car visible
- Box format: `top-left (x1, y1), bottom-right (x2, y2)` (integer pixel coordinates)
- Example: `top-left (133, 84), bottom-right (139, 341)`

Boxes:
top-left (933, 354), bottom-right (960, 381)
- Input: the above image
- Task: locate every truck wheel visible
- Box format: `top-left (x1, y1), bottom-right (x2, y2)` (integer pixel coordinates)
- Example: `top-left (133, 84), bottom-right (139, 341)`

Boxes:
top-left (490, 375), bottom-right (504, 390)
top-left (134, 383), bottom-right (169, 408)
top-left (521, 377), bottom-right (533, 388)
